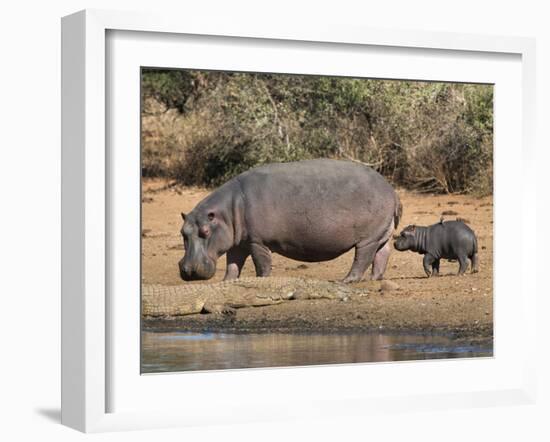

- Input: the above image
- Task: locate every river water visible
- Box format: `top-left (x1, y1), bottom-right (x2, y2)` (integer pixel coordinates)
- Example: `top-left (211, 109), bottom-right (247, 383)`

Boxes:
top-left (141, 331), bottom-right (493, 373)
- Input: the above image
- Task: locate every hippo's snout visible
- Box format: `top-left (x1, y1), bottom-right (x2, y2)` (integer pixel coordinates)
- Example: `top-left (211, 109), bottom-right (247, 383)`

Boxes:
top-left (393, 238), bottom-right (406, 251)
top-left (179, 262), bottom-right (193, 279)
top-left (179, 257), bottom-right (217, 281)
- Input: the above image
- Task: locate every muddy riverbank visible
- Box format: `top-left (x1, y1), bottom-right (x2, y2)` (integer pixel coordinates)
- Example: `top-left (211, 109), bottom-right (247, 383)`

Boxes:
top-left (141, 179), bottom-right (493, 339)
top-left (142, 277), bottom-right (492, 338)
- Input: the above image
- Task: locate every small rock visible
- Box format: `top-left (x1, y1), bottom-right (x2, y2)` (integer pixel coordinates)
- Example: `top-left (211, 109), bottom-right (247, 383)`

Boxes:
top-left (290, 290), bottom-right (309, 301)
top-left (380, 280), bottom-right (400, 292)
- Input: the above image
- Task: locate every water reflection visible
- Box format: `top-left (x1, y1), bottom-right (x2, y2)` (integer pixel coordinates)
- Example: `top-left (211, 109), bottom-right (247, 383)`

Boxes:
top-left (141, 331), bottom-right (493, 373)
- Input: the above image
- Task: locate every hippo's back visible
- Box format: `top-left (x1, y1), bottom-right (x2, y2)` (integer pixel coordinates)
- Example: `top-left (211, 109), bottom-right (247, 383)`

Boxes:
top-left (427, 221), bottom-right (478, 259)
top-left (237, 159), bottom-right (397, 261)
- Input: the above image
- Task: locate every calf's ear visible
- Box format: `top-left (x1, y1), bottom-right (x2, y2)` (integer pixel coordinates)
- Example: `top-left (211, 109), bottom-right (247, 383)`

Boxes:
top-left (181, 212), bottom-right (186, 221)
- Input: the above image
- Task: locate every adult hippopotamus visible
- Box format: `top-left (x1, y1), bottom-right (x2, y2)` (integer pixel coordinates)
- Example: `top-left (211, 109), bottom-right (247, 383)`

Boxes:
top-left (178, 158), bottom-right (402, 283)
top-left (393, 220), bottom-right (479, 276)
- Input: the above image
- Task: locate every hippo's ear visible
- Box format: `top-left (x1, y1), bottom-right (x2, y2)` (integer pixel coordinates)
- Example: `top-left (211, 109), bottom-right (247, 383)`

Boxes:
top-left (181, 212), bottom-right (186, 221)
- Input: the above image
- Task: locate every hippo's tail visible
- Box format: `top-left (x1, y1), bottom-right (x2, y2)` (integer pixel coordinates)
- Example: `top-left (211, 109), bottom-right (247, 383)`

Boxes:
top-left (394, 193), bottom-right (403, 229)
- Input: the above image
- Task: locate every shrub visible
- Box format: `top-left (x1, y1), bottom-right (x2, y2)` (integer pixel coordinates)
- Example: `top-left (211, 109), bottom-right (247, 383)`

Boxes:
top-left (141, 70), bottom-right (493, 195)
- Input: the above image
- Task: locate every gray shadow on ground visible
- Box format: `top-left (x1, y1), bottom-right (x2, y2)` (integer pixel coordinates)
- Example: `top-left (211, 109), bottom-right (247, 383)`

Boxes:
top-left (35, 407), bottom-right (61, 423)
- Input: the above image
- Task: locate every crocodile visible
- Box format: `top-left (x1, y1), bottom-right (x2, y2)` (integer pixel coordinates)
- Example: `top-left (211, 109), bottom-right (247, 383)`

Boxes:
top-left (142, 276), bottom-right (368, 318)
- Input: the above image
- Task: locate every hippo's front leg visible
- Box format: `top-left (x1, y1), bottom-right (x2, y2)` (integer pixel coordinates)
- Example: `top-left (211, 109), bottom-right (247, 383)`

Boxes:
top-left (431, 259), bottom-right (440, 276)
top-left (423, 254), bottom-right (436, 277)
top-left (224, 246), bottom-right (250, 280)
top-left (250, 243), bottom-right (272, 277)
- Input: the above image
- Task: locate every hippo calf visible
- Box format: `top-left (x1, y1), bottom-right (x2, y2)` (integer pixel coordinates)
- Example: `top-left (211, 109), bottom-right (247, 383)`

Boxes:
top-left (178, 158), bottom-right (402, 283)
top-left (393, 220), bottom-right (479, 277)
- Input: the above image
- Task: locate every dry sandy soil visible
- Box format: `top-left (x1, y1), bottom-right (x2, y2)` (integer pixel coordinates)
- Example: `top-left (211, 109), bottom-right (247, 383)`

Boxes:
top-left (141, 178), bottom-right (493, 337)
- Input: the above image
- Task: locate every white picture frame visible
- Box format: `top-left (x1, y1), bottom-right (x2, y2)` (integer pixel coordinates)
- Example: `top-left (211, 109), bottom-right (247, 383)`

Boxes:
top-left (61, 9), bottom-right (537, 433)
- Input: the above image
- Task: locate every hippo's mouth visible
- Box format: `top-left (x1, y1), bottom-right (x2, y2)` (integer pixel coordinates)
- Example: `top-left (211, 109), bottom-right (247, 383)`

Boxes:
top-left (180, 271), bottom-right (215, 281)
top-left (393, 240), bottom-right (407, 251)
top-left (179, 258), bottom-right (217, 281)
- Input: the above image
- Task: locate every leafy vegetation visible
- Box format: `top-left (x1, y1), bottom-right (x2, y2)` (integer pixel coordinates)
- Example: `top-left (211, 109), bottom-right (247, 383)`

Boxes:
top-left (141, 69), bottom-right (493, 194)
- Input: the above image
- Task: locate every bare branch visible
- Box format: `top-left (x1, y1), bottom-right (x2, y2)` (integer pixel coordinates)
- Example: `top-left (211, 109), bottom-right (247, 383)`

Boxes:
top-left (343, 154), bottom-right (383, 168)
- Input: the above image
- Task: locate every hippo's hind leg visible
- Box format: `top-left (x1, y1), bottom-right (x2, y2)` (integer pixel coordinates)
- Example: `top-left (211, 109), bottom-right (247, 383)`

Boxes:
top-left (224, 245), bottom-right (250, 280)
top-left (470, 252), bottom-right (479, 273)
top-left (457, 254), bottom-right (469, 275)
top-left (371, 240), bottom-right (391, 281)
top-left (343, 240), bottom-right (379, 283)
top-left (250, 243), bottom-right (272, 277)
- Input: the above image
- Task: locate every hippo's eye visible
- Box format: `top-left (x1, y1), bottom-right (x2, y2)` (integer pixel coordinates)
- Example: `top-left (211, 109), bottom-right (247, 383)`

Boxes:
top-left (207, 212), bottom-right (215, 221)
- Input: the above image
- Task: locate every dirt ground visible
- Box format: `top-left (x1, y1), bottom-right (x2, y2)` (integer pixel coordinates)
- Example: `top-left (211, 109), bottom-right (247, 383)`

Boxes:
top-left (141, 178), bottom-right (493, 337)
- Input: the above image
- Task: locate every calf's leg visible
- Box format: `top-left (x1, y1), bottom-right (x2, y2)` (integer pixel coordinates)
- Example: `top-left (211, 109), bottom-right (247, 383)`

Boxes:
top-left (431, 259), bottom-right (440, 276)
top-left (423, 254), bottom-right (436, 277)
top-left (457, 255), bottom-right (469, 275)
top-left (470, 253), bottom-right (479, 273)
